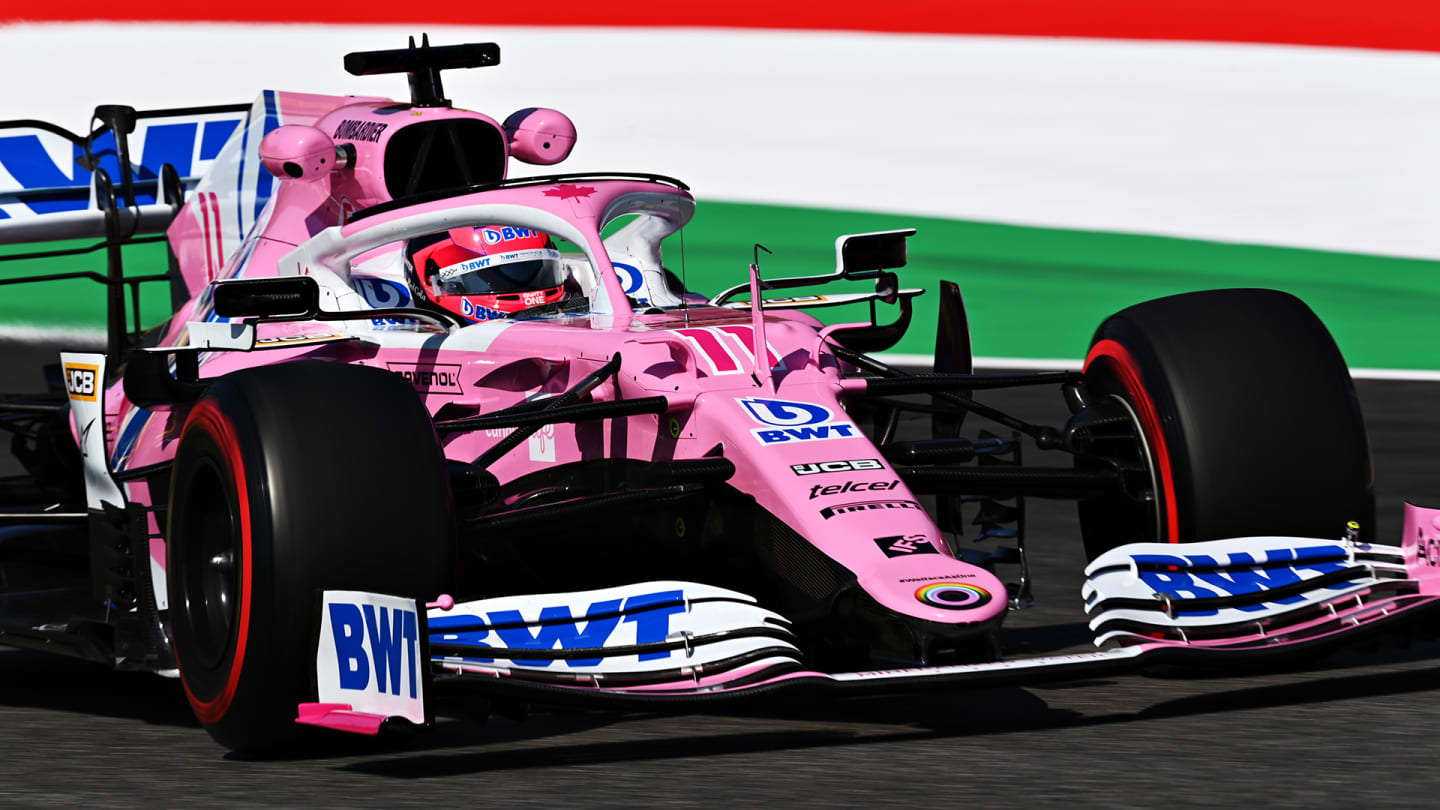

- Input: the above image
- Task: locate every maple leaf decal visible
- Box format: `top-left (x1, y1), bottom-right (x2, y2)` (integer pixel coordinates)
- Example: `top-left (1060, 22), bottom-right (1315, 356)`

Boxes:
top-left (542, 183), bottom-right (597, 201)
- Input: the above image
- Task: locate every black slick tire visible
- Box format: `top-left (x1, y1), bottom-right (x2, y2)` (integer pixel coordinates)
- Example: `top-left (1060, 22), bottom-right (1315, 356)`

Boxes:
top-left (166, 362), bottom-right (454, 752)
top-left (1078, 288), bottom-right (1373, 559)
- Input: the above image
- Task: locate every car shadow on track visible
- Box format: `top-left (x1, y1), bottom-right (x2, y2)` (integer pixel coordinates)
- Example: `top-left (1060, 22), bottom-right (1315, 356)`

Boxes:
top-left (339, 655), bottom-right (1440, 778)
top-left (0, 649), bottom-right (197, 728)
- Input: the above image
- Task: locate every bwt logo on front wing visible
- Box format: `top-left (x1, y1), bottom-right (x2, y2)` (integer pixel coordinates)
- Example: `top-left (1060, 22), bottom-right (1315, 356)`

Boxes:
top-left (328, 603), bottom-right (422, 698)
top-left (429, 590), bottom-right (686, 668)
top-left (739, 398), bottom-right (858, 446)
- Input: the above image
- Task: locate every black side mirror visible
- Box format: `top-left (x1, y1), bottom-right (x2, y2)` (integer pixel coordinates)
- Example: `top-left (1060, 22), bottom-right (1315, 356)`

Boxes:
top-left (839, 229), bottom-right (914, 280)
top-left (212, 276), bottom-right (320, 319)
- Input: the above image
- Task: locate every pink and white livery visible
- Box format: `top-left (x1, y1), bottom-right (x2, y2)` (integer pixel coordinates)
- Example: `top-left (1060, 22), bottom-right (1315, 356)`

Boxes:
top-left (0, 38), bottom-right (1434, 753)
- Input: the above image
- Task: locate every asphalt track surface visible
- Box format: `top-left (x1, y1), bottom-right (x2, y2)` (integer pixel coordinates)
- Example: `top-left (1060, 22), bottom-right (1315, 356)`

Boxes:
top-left (2, 340), bottom-right (1440, 807)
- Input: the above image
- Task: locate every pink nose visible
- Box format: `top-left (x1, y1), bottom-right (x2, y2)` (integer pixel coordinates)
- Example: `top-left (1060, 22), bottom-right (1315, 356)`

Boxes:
top-left (426, 594), bottom-right (456, 611)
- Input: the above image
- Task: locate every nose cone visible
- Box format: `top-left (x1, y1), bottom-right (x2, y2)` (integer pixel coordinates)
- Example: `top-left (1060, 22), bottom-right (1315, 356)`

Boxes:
top-left (856, 553), bottom-right (1008, 625)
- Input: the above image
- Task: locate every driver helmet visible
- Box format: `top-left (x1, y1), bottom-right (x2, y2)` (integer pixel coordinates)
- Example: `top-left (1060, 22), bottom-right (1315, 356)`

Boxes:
top-left (409, 225), bottom-right (569, 322)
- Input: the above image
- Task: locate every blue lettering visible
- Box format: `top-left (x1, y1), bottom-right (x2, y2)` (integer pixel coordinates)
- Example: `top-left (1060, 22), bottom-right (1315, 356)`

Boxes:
top-left (622, 590), bottom-right (687, 661)
top-left (362, 604), bottom-right (407, 696)
top-left (330, 603), bottom-right (370, 690)
top-left (200, 119), bottom-right (239, 161)
top-left (0, 117), bottom-right (242, 214)
top-left (490, 598), bottom-right (624, 667)
top-left (139, 123), bottom-right (197, 184)
top-left (428, 614), bottom-right (494, 663)
top-left (1137, 571), bottom-right (1222, 602)
top-left (756, 423), bottom-right (857, 444)
top-left (402, 609), bottom-right (419, 699)
top-left (1196, 561), bottom-right (1350, 606)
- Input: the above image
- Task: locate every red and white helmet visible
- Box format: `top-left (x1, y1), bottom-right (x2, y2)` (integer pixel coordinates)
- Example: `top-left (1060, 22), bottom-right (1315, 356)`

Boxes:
top-left (409, 225), bottom-right (569, 322)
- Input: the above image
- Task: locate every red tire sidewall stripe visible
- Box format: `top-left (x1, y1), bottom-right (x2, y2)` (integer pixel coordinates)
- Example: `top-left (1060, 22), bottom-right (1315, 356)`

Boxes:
top-left (176, 401), bottom-right (254, 724)
top-left (1085, 338), bottom-right (1180, 543)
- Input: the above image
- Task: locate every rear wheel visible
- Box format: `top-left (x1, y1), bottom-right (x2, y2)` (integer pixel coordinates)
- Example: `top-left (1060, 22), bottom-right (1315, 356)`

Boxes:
top-left (1076, 289), bottom-right (1372, 559)
top-left (167, 362), bottom-right (454, 751)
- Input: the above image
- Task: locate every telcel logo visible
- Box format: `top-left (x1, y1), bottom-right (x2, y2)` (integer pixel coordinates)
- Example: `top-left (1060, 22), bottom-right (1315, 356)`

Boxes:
top-left (809, 480), bottom-right (899, 500)
top-left (739, 398), bottom-right (857, 446)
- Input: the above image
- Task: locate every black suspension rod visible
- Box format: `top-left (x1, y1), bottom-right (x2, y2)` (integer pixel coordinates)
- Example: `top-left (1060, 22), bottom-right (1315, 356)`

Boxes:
top-left (832, 345), bottom-right (1065, 448)
top-left (465, 484), bottom-right (696, 532)
top-left (472, 354), bottom-right (624, 468)
top-left (438, 395), bottom-right (667, 435)
top-left (861, 371), bottom-right (1080, 395)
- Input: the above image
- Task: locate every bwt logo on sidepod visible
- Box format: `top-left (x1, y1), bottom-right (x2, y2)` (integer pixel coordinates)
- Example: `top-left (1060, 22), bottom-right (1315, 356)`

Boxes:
top-left (739, 398), bottom-right (858, 446)
top-left (328, 602), bottom-right (422, 698)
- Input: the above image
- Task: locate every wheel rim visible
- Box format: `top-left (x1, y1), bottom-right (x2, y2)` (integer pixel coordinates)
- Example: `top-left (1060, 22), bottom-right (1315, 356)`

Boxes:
top-left (1105, 392), bottom-right (1164, 542)
top-left (181, 462), bottom-right (239, 671)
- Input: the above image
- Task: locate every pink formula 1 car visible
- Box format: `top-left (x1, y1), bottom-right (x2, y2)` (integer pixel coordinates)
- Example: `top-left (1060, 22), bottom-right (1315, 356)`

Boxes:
top-left (1, 39), bottom-right (1437, 752)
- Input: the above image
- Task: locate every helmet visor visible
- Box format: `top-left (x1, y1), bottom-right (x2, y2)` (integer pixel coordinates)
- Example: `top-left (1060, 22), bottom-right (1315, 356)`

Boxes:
top-left (437, 248), bottom-right (566, 295)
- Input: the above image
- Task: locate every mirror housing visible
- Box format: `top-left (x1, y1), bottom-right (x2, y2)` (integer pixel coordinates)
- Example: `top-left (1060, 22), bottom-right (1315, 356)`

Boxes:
top-left (212, 276), bottom-right (320, 319)
top-left (836, 229), bottom-right (915, 279)
top-left (503, 107), bottom-right (577, 165)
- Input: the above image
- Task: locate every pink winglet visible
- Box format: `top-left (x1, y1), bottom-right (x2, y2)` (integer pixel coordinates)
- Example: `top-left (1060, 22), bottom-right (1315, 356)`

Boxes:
top-left (427, 594), bottom-right (456, 611)
top-left (295, 703), bottom-right (387, 735)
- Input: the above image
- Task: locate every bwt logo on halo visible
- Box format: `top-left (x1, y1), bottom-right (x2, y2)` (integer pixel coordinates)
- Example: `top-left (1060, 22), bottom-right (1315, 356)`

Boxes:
top-left (739, 398), bottom-right (857, 446)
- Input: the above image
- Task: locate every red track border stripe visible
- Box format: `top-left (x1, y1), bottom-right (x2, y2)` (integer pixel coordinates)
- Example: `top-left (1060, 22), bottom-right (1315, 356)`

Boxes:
top-left (6, 2), bottom-right (1440, 53)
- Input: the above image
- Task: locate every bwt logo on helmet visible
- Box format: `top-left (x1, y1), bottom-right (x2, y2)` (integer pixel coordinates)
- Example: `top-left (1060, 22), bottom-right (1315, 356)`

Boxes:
top-left (481, 226), bottom-right (538, 244)
top-left (459, 298), bottom-right (507, 322)
top-left (328, 602), bottom-right (421, 698)
top-left (429, 590), bottom-right (687, 668)
top-left (739, 398), bottom-right (857, 446)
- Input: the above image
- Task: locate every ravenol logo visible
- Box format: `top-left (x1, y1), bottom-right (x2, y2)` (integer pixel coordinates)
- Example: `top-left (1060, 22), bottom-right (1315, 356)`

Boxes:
top-left (429, 590), bottom-right (687, 668)
top-left (739, 398), bottom-right (857, 446)
top-left (328, 602), bottom-right (422, 698)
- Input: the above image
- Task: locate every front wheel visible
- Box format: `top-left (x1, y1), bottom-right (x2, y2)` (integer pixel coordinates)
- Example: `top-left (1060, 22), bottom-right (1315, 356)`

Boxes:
top-left (1076, 288), bottom-right (1373, 560)
top-left (167, 362), bottom-right (455, 751)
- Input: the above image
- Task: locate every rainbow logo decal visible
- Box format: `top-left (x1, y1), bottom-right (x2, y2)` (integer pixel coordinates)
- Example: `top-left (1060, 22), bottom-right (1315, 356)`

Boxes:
top-left (914, 581), bottom-right (992, 610)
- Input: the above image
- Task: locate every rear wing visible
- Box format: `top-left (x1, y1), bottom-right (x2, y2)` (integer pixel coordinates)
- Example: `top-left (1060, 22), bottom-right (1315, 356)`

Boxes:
top-left (0, 103), bottom-right (249, 364)
top-left (0, 92), bottom-right (353, 366)
top-left (0, 103), bottom-right (250, 242)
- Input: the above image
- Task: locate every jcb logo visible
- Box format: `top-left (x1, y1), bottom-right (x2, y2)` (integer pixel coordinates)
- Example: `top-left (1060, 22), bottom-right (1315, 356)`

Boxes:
top-left (64, 364), bottom-right (98, 402)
